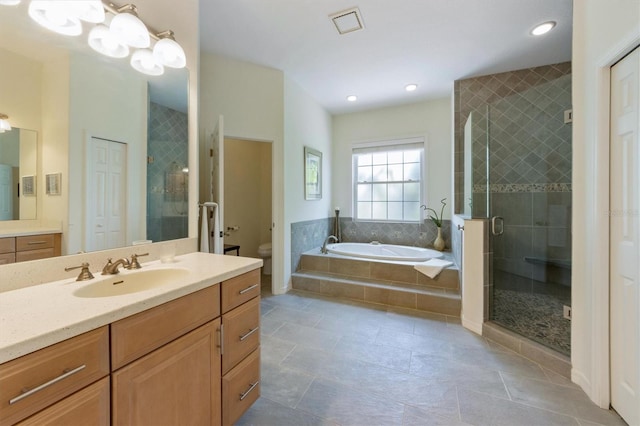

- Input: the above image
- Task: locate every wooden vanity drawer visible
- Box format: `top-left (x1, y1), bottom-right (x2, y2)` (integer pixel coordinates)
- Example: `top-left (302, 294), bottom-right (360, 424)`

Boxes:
top-left (17, 376), bottom-right (110, 426)
top-left (222, 296), bottom-right (260, 374)
top-left (15, 235), bottom-right (55, 251)
top-left (15, 248), bottom-right (56, 263)
top-left (0, 327), bottom-right (110, 426)
top-left (222, 348), bottom-right (260, 426)
top-left (221, 268), bottom-right (260, 313)
top-left (0, 237), bottom-right (15, 254)
top-left (111, 285), bottom-right (221, 370)
top-left (0, 253), bottom-right (15, 265)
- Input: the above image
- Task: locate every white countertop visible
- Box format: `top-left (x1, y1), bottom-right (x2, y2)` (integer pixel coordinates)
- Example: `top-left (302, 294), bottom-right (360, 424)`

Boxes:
top-left (0, 252), bottom-right (262, 364)
top-left (0, 227), bottom-right (62, 238)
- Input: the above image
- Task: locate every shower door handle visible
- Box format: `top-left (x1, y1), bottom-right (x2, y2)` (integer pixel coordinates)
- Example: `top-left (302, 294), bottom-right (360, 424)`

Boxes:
top-left (491, 216), bottom-right (504, 236)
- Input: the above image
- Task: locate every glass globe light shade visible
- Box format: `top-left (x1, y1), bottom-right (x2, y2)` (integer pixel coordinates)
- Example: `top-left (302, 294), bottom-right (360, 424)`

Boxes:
top-left (153, 37), bottom-right (186, 68)
top-left (110, 11), bottom-right (150, 48)
top-left (28, 0), bottom-right (82, 36)
top-left (88, 25), bottom-right (129, 58)
top-left (72, 0), bottom-right (105, 23)
top-left (0, 0), bottom-right (21, 6)
top-left (0, 119), bottom-right (12, 132)
top-left (130, 49), bottom-right (164, 76)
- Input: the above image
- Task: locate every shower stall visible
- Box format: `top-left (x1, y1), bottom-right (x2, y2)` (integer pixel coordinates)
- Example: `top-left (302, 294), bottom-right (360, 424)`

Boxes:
top-left (462, 66), bottom-right (572, 355)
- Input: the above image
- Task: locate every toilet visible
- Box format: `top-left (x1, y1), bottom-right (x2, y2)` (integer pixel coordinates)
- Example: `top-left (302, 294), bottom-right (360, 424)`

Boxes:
top-left (257, 242), bottom-right (272, 275)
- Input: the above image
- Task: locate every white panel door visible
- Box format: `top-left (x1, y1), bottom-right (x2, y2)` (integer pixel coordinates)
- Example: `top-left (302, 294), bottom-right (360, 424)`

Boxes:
top-left (610, 46), bottom-right (640, 426)
top-left (86, 137), bottom-right (127, 252)
top-left (0, 164), bottom-right (12, 220)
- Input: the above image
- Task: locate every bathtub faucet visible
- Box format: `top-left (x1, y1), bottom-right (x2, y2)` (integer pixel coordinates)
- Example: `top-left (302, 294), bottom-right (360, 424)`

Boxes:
top-left (321, 235), bottom-right (338, 254)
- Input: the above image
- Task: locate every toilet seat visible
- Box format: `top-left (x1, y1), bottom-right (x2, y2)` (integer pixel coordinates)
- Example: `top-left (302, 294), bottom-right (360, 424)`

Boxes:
top-left (258, 242), bottom-right (272, 257)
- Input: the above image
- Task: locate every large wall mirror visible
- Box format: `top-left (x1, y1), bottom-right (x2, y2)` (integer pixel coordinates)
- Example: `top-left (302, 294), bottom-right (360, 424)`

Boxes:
top-left (0, 2), bottom-right (189, 257)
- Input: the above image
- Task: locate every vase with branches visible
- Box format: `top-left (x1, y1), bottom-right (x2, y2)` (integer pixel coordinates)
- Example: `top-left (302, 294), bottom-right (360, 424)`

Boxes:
top-left (421, 198), bottom-right (447, 251)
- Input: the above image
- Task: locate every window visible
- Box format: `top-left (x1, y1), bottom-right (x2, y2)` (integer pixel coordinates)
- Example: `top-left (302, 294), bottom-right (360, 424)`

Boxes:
top-left (352, 138), bottom-right (424, 222)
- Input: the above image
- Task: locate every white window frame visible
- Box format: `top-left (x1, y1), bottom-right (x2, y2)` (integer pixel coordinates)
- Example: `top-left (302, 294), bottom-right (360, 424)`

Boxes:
top-left (351, 136), bottom-right (426, 223)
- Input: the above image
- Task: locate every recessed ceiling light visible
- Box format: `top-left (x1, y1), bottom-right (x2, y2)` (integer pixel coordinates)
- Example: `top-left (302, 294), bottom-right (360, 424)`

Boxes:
top-left (346, 95), bottom-right (357, 102)
top-left (405, 84), bottom-right (418, 92)
top-left (531, 21), bottom-right (556, 36)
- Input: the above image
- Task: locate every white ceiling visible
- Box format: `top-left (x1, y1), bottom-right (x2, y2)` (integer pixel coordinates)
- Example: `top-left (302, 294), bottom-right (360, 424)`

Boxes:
top-left (199, 0), bottom-right (573, 114)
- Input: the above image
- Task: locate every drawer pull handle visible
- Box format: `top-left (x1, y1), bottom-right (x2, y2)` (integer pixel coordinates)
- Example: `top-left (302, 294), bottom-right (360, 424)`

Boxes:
top-left (218, 324), bottom-right (224, 355)
top-left (9, 365), bottom-right (86, 405)
top-left (239, 327), bottom-right (259, 341)
top-left (27, 241), bottom-right (47, 245)
top-left (239, 284), bottom-right (258, 295)
top-left (239, 381), bottom-right (259, 401)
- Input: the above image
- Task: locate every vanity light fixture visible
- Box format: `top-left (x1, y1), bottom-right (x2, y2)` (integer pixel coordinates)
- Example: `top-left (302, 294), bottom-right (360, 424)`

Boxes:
top-left (88, 24), bottom-right (130, 57)
top-left (346, 95), bottom-right (357, 102)
top-left (130, 48), bottom-right (164, 76)
top-left (109, 4), bottom-right (149, 48)
top-left (153, 30), bottom-right (186, 68)
top-left (405, 84), bottom-right (418, 92)
top-left (25, 1), bottom-right (187, 75)
top-left (531, 21), bottom-right (556, 36)
top-left (0, 0), bottom-right (21, 6)
top-left (28, 0), bottom-right (83, 36)
top-left (0, 114), bottom-right (12, 133)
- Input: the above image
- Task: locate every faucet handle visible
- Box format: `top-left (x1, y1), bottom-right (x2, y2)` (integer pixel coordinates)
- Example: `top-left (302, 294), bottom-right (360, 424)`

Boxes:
top-left (102, 258), bottom-right (113, 275)
top-left (129, 253), bottom-right (149, 269)
top-left (65, 262), bottom-right (95, 281)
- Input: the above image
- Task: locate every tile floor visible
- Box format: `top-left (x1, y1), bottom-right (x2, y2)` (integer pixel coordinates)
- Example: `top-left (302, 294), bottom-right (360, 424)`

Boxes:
top-left (236, 279), bottom-right (624, 426)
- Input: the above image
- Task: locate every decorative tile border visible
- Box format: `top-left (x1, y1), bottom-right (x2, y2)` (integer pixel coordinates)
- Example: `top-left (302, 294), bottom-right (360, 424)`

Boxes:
top-left (473, 183), bottom-right (572, 193)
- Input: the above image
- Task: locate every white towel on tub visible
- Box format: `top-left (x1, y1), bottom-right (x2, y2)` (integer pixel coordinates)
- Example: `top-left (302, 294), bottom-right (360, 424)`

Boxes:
top-left (414, 259), bottom-right (453, 279)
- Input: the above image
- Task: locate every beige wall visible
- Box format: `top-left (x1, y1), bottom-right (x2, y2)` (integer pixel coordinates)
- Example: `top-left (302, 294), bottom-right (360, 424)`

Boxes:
top-left (572, 0), bottom-right (640, 406)
top-left (332, 97), bottom-right (452, 219)
top-left (223, 138), bottom-right (272, 258)
top-left (0, 48), bottom-right (42, 132)
top-left (200, 53), bottom-right (287, 292)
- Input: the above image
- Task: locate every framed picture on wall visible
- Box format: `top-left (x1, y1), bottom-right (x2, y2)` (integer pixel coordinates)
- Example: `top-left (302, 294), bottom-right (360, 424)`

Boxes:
top-left (46, 173), bottom-right (62, 195)
top-left (22, 175), bottom-right (35, 196)
top-left (304, 146), bottom-right (322, 200)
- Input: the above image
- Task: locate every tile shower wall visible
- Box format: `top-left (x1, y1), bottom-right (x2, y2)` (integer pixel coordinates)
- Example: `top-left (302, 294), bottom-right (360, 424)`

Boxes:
top-left (147, 102), bottom-right (189, 243)
top-left (453, 63), bottom-right (572, 355)
top-left (291, 217), bottom-right (451, 273)
top-left (483, 72), bottom-right (573, 291)
top-left (454, 62), bottom-right (572, 214)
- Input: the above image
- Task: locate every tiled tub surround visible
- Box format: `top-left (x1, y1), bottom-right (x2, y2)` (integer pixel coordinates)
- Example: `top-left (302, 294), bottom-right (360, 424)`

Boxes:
top-left (290, 217), bottom-right (451, 273)
top-left (147, 102), bottom-right (189, 244)
top-left (292, 250), bottom-right (460, 316)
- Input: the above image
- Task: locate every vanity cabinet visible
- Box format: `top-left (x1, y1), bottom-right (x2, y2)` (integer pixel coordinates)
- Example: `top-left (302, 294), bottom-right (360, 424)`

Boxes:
top-left (16, 377), bottom-right (110, 426)
top-left (0, 327), bottom-right (110, 426)
top-left (0, 238), bottom-right (15, 265)
top-left (220, 269), bottom-right (261, 426)
top-left (0, 233), bottom-right (62, 265)
top-left (112, 319), bottom-right (222, 425)
top-left (110, 285), bottom-right (222, 425)
top-left (0, 266), bottom-right (261, 426)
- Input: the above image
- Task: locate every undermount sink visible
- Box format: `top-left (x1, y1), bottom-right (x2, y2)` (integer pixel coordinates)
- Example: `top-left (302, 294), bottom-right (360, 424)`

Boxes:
top-left (73, 267), bottom-right (191, 298)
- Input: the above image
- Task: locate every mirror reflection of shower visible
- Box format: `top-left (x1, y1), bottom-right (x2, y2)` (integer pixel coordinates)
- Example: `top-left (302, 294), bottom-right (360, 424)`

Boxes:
top-left (165, 161), bottom-right (188, 216)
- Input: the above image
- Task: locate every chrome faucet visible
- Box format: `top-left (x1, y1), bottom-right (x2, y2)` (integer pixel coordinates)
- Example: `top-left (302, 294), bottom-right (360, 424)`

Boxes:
top-left (321, 235), bottom-right (338, 254)
top-left (102, 258), bottom-right (131, 275)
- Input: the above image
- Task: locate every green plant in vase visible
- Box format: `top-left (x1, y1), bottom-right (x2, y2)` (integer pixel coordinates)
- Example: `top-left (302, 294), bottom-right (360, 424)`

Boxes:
top-left (421, 198), bottom-right (447, 251)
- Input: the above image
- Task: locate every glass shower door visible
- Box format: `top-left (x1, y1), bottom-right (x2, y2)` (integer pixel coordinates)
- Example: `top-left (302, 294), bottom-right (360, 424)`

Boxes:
top-left (486, 75), bottom-right (573, 355)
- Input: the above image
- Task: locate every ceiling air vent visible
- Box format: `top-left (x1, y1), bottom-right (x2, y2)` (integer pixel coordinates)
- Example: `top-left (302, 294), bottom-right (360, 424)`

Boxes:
top-left (330, 7), bottom-right (364, 35)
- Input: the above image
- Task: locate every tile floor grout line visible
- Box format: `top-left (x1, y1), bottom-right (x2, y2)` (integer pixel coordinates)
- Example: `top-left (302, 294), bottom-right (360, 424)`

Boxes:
top-left (498, 370), bottom-right (513, 401)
